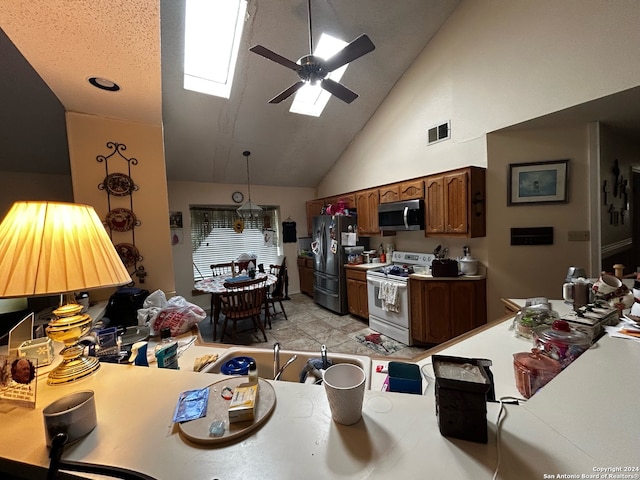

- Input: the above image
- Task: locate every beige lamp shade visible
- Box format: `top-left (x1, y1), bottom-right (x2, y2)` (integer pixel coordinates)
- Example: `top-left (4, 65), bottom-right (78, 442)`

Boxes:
top-left (0, 201), bottom-right (132, 297)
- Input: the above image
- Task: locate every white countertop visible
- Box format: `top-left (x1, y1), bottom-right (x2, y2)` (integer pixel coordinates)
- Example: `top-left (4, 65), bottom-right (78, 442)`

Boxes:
top-left (1, 300), bottom-right (638, 479)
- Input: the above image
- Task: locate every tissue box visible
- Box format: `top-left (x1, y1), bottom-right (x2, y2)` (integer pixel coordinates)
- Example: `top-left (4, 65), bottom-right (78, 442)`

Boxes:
top-left (388, 362), bottom-right (422, 394)
top-left (228, 383), bottom-right (258, 423)
top-left (18, 337), bottom-right (54, 366)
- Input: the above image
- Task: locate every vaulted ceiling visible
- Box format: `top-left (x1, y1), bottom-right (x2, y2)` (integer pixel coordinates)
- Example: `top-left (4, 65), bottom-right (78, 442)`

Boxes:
top-left (0, 0), bottom-right (460, 188)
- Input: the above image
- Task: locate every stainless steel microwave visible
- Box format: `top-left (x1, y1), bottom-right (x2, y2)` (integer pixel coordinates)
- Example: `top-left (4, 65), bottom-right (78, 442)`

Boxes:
top-left (378, 199), bottom-right (425, 231)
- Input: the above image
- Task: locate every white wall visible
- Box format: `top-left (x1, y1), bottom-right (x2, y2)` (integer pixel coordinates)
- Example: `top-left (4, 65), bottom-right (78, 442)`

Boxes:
top-left (317, 0), bottom-right (640, 321)
top-left (168, 181), bottom-right (314, 311)
top-left (486, 125), bottom-right (592, 319)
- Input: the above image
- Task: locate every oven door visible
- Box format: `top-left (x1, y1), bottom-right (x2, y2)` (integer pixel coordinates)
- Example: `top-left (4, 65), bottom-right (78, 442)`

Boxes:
top-left (366, 275), bottom-right (410, 328)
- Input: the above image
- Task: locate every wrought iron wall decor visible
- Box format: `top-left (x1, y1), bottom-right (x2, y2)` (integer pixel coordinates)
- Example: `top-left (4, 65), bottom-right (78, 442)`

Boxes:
top-left (603, 158), bottom-right (629, 226)
top-left (97, 142), bottom-right (147, 284)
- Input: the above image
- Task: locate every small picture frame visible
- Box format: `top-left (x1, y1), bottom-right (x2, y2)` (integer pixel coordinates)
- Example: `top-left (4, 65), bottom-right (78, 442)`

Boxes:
top-left (508, 159), bottom-right (569, 205)
top-left (170, 211), bottom-right (183, 229)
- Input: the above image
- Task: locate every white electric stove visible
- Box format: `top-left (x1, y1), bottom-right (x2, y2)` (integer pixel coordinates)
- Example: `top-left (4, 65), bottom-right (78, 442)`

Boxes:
top-left (366, 251), bottom-right (435, 345)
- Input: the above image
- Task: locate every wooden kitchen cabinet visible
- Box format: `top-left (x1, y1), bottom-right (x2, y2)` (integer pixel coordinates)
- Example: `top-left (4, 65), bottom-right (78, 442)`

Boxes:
top-left (345, 267), bottom-right (369, 319)
top-left (355, 188), bottom-right (380, 236)
top-left (399, 179), bottom-right (424, 200)
top-left (305, 199), bottom-right (325, 236)
top-left (297, 256), bottom-right (314, 297)
top-left (379, 180), bottom-right (424, 204)
top-left (425, 167), bottom-right (485, 237)
top-left (409, 278), bottom-right (486, 344)
top-left (379, 185), bottom-right (400, 204)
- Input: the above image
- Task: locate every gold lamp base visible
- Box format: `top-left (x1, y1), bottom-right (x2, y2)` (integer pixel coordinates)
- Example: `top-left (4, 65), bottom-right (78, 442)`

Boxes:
top-left (46, 302), bottom-right (100, 386)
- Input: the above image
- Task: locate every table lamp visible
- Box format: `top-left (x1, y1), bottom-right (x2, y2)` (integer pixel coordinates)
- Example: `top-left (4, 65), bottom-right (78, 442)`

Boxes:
top-left (0, 201), bottom-right (132, 385)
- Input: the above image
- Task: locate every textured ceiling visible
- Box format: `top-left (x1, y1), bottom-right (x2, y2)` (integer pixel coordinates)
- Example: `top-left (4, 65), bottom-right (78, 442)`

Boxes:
top-left (0, 0), bottom-right (459, 187)
top-left (2, 1), bottom-right (640, 188)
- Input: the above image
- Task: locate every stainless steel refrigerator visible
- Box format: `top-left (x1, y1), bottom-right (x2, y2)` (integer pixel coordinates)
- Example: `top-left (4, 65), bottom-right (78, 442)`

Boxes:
top-left (312, 215), bottom-right (366, 314)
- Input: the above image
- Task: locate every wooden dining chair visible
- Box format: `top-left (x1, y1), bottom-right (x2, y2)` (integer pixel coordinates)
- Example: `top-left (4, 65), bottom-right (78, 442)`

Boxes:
top-left (265, 257), bottom-right (288, 328)
top-left (208, 262), bottom-right (235, 324)
top-left (219, 277), bottom-right (268, 343)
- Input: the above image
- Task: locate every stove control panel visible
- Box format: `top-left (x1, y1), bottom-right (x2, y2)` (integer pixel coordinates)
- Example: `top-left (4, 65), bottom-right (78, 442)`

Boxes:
top-left (391, 251), bottom-right (435, 266)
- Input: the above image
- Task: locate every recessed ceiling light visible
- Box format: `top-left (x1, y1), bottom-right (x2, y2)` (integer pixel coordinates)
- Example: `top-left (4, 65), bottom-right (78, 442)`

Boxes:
top-left (88, 77), bottom-right (121, 92)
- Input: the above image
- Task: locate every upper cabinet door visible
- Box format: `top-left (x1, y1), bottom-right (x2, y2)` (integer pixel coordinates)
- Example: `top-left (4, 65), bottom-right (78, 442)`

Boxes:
top-left (399, 179), bottom-right (424, 200)
top-left (425, 175), bottom-right (445, 234)
top-left (379, 185), bottom-right (400, 204)
top-left (444, 171), bottom-right (468, 234)
top-left (355, 188), bottom-right (380, 235)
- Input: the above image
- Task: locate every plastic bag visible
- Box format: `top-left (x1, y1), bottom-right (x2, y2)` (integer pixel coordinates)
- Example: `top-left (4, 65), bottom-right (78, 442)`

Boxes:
top-left (151, 295), bottom-right (206, 337)
top-left (137, 289), bottom-right (167, 327)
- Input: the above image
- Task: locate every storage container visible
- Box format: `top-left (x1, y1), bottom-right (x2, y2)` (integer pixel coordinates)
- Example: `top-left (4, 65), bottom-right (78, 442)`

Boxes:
top-left (388, 361), bottom-right (422, 394)
top-left (533, 320), bottom-right (591, 368)
top-left (513, 349), bottom-right (562, 398)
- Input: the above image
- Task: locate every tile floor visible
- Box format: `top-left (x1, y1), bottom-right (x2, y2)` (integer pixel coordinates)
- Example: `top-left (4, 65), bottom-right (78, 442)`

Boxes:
top-left (197, 293), bottom-right (429, 359)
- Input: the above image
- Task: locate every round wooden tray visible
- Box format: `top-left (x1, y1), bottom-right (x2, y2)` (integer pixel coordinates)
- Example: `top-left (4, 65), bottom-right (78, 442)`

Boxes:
top-left (178, 377), bottom-right (276, 445)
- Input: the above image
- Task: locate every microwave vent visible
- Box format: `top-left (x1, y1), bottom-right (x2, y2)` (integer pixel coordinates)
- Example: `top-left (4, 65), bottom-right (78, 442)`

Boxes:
top-left (428, 121), bottom-right (450, 145)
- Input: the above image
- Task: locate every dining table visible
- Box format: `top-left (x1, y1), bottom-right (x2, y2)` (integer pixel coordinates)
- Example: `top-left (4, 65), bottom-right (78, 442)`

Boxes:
top-left (194, 272), bottom-right (278, 342)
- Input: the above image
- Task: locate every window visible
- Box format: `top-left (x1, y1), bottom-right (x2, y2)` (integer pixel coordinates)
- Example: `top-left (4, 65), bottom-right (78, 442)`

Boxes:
top-left (190, 206), bottom-right (281, 280)
top-left (184, 0), bottom-right (247, 98)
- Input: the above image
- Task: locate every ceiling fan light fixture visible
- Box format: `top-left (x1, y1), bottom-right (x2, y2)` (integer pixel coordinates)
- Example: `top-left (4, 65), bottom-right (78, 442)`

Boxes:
top-left (249, 0), bottom-right (374, 110)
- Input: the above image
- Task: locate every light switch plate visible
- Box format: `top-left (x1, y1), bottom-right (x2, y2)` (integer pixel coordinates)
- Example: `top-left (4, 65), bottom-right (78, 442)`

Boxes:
top-left (568, 230), bottom-right (590, 241)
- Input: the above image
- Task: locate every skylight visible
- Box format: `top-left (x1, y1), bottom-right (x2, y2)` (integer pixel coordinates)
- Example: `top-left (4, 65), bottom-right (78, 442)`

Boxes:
top-left (290, 33), bottom-right (348, 117)
top-left (183, 0), bottom-right (247, 99)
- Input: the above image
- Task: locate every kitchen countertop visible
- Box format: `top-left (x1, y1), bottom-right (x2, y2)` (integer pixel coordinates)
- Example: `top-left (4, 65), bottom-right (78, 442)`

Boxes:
top-left (1, 300), bottom-right (637, 479)
top-left (345, 262), bottom-right (487, 280)
top-left (344, 262), bottom-right (391, 270)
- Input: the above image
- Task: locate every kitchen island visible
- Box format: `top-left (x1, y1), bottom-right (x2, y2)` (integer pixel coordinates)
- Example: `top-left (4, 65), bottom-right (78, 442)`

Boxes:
top-left (1, 301), bottom-right (638, 479)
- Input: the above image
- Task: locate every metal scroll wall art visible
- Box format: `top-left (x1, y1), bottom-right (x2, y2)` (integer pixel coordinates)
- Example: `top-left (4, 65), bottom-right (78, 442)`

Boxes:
top-left (97, 142), bottom-right (147, 284)
top-left (602, 158), bottom-right (629, 226)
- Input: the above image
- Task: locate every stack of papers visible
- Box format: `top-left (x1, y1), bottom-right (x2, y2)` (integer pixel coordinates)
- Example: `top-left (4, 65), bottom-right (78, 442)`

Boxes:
top-left (604, 315), bottom-right (640, 343)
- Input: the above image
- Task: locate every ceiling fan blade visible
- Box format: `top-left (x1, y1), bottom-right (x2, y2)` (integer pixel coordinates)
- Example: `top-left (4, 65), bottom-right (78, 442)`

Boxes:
top-left (323, 34), bottom-right (375, 72)
top-left (269, 81), bottom-right (306, 104)
top-left (249, 45), bottom-right (300, 71)
top-left (320, 78), bottom-right (358, 104)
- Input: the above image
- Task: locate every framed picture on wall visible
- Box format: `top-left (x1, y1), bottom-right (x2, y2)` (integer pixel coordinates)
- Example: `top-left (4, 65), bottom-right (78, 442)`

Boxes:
top-left (508, 159), bottom-right (569, 205)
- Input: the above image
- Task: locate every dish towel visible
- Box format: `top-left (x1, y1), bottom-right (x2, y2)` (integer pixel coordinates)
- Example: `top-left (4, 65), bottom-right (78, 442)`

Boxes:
top-left (378, 281), bottom-right (400, 313)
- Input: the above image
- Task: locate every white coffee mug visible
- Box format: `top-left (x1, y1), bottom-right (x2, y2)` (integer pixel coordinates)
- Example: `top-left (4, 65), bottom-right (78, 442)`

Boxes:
top-left (592, 274), bottom-right (624, 298)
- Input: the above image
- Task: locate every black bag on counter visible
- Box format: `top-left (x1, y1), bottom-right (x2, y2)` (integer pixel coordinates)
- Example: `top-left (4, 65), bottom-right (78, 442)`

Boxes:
top-left (105, 287), bottom-right (150, 328)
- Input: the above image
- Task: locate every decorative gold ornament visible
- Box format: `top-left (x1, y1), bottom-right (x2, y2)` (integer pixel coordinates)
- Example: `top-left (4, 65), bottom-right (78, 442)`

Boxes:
top-left (233, 218), bottom-right (245, 233)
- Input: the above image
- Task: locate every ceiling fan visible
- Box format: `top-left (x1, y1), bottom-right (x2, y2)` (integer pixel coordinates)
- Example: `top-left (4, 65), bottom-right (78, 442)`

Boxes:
top-left (249, 0), bottom-right (375, 104)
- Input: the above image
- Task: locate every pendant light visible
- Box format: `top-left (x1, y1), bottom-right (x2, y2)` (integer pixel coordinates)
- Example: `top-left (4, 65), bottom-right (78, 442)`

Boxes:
top-left (236, 150), bottom-right (262, 219)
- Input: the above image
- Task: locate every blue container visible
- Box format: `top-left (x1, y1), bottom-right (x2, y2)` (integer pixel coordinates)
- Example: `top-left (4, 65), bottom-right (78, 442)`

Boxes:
top-left (388, 361), bottom-right (422, 394)
top-left (220, 356), bottom-right (255, 376)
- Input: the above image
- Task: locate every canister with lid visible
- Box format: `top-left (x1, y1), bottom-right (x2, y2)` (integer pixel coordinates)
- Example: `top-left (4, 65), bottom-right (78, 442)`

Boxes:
top-left (533, 320), bottom-right (591, 368)
top-left (513, 348), bottom-right (562, 398)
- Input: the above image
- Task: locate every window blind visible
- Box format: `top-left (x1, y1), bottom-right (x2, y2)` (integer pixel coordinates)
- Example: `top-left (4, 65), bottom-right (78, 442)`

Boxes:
top-left (190, 206), bottom-right (281, 280)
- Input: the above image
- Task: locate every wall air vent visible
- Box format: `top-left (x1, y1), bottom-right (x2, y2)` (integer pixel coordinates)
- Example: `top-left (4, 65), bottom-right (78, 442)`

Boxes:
top-left (427, 121), bottom-right (450, 145)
